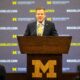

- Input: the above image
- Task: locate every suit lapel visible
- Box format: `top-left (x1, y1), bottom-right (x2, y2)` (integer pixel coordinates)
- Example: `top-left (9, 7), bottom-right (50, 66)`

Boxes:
top-left (33, 22), bottom-right (37, 36)
top-left (43, 20), bottom-right (48, 35)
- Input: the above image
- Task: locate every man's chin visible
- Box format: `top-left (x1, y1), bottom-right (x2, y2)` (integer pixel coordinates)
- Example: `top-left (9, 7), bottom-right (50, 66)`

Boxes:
top-left (38, 20), bottom-right (43, 23)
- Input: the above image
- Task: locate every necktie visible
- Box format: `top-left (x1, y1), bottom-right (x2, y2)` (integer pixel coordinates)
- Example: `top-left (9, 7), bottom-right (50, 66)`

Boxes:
top-left (37, 24), bottom-right (43, 36)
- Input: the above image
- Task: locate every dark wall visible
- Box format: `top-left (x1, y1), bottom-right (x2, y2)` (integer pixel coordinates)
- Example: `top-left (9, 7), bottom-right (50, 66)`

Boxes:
top-left (6, 73), bottom-right (80, 80)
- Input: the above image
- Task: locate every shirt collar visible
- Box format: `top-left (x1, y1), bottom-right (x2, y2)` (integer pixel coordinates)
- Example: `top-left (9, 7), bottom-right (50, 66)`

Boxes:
top-left (37, 20), bottom-right (45, 26)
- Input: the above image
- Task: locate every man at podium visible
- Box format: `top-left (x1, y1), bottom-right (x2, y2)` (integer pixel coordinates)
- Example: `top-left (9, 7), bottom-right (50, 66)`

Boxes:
top-left (24, 7), bottom-right (58, 36)
top-left (17, 7), bottom-right (72, 80)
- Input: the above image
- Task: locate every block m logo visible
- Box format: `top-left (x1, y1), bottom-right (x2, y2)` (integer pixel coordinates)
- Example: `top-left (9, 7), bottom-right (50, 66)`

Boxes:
top-left (32, 60), bottom-right (57, 78)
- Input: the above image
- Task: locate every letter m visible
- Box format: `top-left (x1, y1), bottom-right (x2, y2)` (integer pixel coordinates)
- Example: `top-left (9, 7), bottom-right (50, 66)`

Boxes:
top-left (32, 60), bottom-right (57, 78)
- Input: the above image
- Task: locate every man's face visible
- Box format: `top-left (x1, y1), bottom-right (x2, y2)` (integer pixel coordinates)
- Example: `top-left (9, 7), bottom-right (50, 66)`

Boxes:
top-left (36, 9), bottom-right (46, 23)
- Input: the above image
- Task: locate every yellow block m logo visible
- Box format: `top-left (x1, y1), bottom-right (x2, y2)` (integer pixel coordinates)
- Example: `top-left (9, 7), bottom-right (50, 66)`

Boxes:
top-left (32, 60), bottom-right (57, 78)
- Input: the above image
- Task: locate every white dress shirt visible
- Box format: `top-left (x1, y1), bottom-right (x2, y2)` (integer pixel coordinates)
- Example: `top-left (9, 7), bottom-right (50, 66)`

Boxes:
top-left (37, 21), bottom-right (45, 36)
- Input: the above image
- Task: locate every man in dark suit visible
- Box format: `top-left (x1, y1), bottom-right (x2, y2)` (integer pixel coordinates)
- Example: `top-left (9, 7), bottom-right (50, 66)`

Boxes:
top-left (0, 65), bottom-right (6, 80)
top-left (24, 7), bottom-right (58, 36)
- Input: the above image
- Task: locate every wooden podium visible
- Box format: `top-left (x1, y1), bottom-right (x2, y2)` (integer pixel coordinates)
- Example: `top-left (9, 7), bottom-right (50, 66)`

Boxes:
top-left (17, 36), bottom-right (72, 80)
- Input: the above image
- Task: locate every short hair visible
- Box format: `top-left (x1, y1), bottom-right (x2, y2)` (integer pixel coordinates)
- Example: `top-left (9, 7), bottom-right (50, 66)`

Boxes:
top-left (35, 7), bottom-right (45, 11)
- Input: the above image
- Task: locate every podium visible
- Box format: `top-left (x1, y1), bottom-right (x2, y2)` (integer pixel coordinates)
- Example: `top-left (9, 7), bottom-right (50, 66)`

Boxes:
top-left (17, 36), bottom-right (72, 80)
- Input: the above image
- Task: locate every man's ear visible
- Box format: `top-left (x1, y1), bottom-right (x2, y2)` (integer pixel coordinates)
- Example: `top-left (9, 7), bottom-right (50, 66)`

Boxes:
top-left (44, 14), bottom-right (46, 18)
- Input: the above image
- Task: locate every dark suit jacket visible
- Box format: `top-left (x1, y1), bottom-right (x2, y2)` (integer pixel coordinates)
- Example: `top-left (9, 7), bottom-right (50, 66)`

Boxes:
top-left (0, 65), bottom-right (6, 80)
top-left (24, 20), bottom-right (58, 36)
